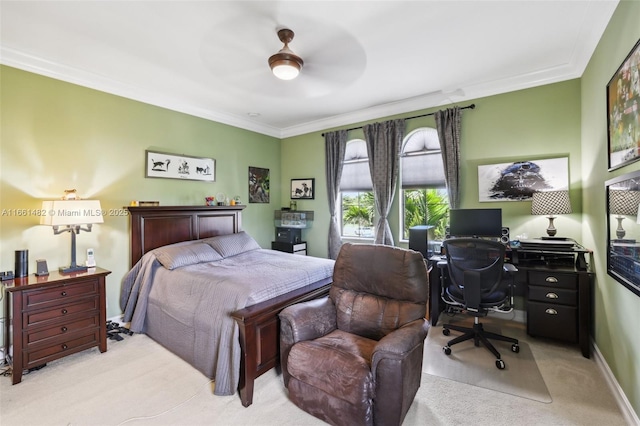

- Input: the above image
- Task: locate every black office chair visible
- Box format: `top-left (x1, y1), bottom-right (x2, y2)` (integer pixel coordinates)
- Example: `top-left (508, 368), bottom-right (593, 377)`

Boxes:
top-left (440, 238), bottom-right (519, 369)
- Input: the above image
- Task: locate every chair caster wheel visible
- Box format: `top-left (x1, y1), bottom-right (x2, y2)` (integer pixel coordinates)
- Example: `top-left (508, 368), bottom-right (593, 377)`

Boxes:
top-left (496, 359), bottom-right (505, 369)
top-left (512, 344), bottom-right (520, 353)
top-left (443, 328), bottom-right (450, 336)
top-left (443, 346), bottom-right (452, 355)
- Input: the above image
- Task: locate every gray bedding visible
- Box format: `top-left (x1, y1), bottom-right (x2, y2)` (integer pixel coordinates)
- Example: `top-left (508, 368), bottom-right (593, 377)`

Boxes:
top-left (120, 232), bottom-right (334, 396)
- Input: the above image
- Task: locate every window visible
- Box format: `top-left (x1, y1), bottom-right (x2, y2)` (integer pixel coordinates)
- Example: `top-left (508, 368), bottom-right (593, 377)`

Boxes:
top-left (340, 139), bottom-right (374, 238)
top-left (400, 128), bottom-right (449, 240)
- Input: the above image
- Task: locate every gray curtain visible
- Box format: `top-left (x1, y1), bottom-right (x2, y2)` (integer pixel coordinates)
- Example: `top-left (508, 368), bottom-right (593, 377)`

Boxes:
top-left (324, 130), bottom-right (348, 259)
top-left (363, 119), bottom-right (404, 245)
top-left (435, 107), bottom-right (462, 209)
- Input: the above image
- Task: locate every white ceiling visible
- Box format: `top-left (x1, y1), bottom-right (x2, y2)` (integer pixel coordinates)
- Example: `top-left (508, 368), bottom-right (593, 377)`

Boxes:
top-left (1, 1), bottom-right (619, 138)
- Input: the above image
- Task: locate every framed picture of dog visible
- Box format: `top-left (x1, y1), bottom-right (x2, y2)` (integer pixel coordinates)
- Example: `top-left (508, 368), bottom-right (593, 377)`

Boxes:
top-left (145, 150), bottom-right (215, 182)
top-left (607, 38), bottom-right (640, 171)
top-left (291, 178), bottom-right (315, 199)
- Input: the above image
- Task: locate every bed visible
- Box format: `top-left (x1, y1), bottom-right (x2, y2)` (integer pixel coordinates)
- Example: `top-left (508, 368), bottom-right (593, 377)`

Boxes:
top-left (120, 205), bottom-right (334, 407)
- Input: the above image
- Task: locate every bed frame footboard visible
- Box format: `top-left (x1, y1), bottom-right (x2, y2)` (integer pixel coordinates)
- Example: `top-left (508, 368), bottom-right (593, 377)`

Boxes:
top-left (231, 282), bottom-right (331, 407)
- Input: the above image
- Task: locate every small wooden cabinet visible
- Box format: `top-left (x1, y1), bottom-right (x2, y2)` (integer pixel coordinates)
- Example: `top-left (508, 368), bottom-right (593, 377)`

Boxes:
top-left (3, 267), bottom-right (111, 384)
top-left (271, 241), bottom-right (307, 256)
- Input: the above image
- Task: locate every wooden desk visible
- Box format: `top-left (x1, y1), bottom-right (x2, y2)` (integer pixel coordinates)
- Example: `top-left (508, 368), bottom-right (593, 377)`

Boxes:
top-left (429, 246), bottom-right (593, 358)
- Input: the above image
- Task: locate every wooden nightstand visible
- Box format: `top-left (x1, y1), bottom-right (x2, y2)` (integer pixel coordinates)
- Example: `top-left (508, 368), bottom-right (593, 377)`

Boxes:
top-left (2, 267), bottom-right (111, 384)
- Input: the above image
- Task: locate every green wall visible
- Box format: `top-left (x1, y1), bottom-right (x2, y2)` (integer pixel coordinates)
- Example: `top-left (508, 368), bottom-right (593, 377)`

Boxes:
top-left (282, 79), bottom-right (583, 257)
top-left (2, 3), bottom-right (639, 415)
top-left (0, 65), bottom-right (281, 324)
top-left (581, 0), bottom-right (640, 417)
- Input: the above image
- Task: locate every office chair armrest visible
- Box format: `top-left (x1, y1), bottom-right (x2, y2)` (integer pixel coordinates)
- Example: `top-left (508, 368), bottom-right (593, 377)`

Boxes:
top-left (503, 263), bottom-right (518, 273)
top-left (371, 318), bottom-right (430, 363)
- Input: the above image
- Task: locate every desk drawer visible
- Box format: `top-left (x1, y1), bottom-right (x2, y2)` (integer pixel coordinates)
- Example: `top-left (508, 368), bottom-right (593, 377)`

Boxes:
top-left (527, 301), bottom-right (577, 343)
top-left (528, 271), bottom-right (577, 289)
top-left (528, 286), bottom-right (577, 306)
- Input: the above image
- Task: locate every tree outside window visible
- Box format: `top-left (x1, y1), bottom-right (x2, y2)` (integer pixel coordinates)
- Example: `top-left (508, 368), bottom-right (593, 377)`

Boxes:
top-left (342, 191), bottom-right (374, 238)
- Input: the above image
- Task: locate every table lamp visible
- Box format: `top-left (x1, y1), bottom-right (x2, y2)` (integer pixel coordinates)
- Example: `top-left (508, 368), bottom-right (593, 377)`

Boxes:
top-left (41, 191), bottom-right (103, 273)
top-left (609, 189), bottom-right (640, 240)
top-left (531, 190), bottom-right (572, 238)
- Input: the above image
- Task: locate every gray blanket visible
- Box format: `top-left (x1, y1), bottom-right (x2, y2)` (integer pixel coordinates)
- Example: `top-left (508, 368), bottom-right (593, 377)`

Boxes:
top-left (120, 239), bottom-right (334, 396)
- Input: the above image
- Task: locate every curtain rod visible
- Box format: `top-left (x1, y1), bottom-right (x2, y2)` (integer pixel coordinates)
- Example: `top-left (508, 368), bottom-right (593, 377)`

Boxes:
top-left (321, 103), bottom-right (476, 137)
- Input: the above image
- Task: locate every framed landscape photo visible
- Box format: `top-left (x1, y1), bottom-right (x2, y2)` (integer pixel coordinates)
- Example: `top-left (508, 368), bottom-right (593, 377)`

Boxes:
top-left (607, 38), bottom-right (640, 171)
top-left (145, 150), bottom-right (215, 182)
top-left (291, 178), bottom-right (315, 199)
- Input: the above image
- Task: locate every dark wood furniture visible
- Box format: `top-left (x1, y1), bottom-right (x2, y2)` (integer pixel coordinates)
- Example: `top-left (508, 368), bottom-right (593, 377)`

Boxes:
top-left (429, 244), bottom-right (593, 358)
top-left (3, 267), bottom-right (111, 384)
top-left (127, 205), bottom-right (331, 407)
top-left (271, 241), bottom-right (307, 255)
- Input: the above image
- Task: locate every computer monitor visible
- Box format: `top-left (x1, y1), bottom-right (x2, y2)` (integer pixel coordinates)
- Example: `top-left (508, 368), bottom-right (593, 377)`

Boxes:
top-left (449, 208), bottom-right (502, 238)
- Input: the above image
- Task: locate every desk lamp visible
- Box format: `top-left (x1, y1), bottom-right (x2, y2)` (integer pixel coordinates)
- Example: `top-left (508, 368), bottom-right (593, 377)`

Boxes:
top-left (531, 190), bottom-right (572, 238)
top-left (609, 189), bottom-right (640, 240)
top-left (41, 190), bottom-right (103, 274)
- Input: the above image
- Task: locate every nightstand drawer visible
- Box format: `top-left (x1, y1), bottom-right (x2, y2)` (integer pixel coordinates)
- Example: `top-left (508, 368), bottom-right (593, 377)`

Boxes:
top-left (24, 330), bottom-right (100, 368)
top-left (527, 301), bottom-right (577, 343)
top-left (23, 280), bottom-right (98, 309)
top-left (528, 271), bottom-right (577, 289)
top-left (25, 315), bottom-right (100, 346)
top-left (24, 298), bottom-right (99, 328)
top-left (528, 286), bottom-right (577, 306)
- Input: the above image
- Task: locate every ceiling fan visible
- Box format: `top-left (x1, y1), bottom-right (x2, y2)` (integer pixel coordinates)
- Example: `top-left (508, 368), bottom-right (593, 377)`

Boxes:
top-left (268, 28), bottom-right (304, 80)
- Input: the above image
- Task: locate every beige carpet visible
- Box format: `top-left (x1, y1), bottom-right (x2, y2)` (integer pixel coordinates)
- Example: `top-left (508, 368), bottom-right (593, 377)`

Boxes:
top-left (424, 314), bottom-right (552, 403)
top-left (0, 317), bottom-right (629, 426)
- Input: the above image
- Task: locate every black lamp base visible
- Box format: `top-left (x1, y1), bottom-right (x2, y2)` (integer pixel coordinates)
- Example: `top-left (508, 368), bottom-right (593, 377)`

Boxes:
top-left (59, 264), bottom-right (88, 274)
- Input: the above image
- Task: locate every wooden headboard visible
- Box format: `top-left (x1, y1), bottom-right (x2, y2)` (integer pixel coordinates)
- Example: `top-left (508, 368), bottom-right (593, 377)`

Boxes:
top-left (127, 205), bottom-right (246, 266)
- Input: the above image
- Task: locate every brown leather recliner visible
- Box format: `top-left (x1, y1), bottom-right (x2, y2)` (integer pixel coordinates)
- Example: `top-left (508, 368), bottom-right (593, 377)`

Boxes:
top-left (279, 243), bottom-right (430, 426)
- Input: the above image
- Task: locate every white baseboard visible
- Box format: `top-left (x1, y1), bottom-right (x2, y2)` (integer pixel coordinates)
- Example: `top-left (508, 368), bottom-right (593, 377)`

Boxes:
top-left (592, 340), bottom-right (640, 425)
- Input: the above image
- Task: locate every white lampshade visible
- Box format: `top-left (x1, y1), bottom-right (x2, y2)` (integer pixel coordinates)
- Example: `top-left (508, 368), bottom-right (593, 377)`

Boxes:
top-left (41, 200), bottom-right (104, 226)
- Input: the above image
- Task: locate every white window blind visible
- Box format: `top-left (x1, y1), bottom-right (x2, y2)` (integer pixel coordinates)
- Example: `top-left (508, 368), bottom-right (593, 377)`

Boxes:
top-left (401, 127), bottom-right (444, 189)
top-left (340, 139), bottom-right (373, 191)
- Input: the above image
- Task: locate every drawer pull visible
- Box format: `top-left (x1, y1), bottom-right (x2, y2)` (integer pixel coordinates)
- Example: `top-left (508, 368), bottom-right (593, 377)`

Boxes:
top-left (545, 292), bottom-right (559, 299)
top-left (545, 308), bottom-right (558, 315)
top-left (62, 344), bottom-right (68, 350)
top-left (545, 276), bottom-right (559, 283)
top-left (61, 291), bottom-right (67, 297)
top-left (61, 326), bottom-right (68, 333)
top-left (61, 309), bottom-right (68, 315)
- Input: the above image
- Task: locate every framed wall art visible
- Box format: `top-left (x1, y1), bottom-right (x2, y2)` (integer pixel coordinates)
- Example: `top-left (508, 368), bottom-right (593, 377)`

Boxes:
top-left (248, 166), bottom-right (270, 203)
top-left (291, 178), bottom-right (315, 199)
top-left (145, 150), bottom-right (215, 182)
top-left (478, 157), bottom-right (569, 202)
top-left (606, 170), bottom-right (640, 297)
top-left (607, 38), bottom-right (640, 171)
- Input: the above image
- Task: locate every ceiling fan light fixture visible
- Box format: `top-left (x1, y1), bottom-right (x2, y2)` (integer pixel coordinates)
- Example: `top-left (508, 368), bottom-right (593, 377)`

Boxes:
top-left (268, 29), bottom-right (303, 80)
